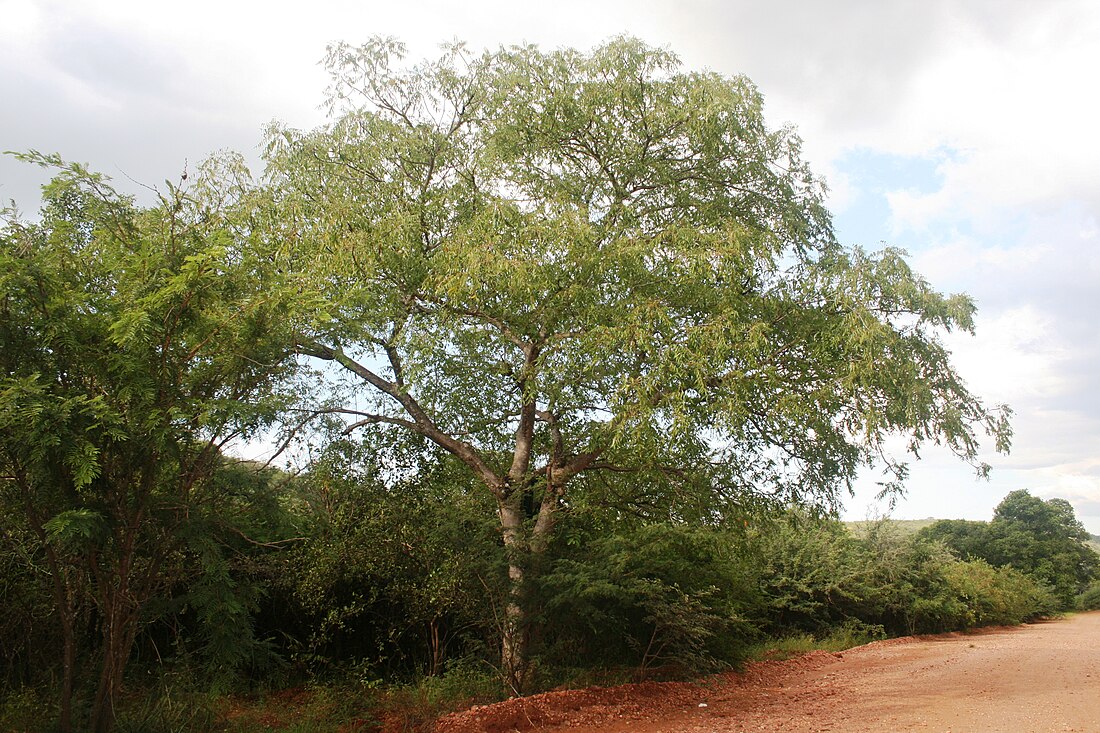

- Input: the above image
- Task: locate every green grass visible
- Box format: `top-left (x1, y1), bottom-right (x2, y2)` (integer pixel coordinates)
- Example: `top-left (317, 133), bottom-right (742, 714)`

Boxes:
top-left (745, 622), bottom-right (887, 662)
top-left (212, 663), bottom-right (504, 733)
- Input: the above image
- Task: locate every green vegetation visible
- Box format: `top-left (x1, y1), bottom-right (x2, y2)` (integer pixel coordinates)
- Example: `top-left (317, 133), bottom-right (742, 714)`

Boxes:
top-left (0, 156), bottom-right (296, 732)
top-left (846, 518), bottom-right (938, 536)
top-left (1078, 580), bottom-right (1100, 611)
top-left (267, 34), bottom-right (1008, 691)
top-left (3, 444), bottom-right (1087, 732)
top-left (917, 490), bottom-right (1099, 608)
top-left (0, 37), bottom-right (1090, 733)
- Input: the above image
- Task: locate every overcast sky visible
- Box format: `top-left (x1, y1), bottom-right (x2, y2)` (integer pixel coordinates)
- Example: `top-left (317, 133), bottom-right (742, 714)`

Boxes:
top-left (4, 0), bottom-right (1099, 531)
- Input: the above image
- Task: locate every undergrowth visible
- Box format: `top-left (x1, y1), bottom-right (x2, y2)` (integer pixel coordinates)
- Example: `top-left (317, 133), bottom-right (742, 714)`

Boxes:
top-left (746, 621), bottom-right (887, 661)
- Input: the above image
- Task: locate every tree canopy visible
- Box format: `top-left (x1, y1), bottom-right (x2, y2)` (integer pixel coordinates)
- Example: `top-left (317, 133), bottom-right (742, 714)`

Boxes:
top-left (268, 38), bottom-right (1008, 511)
top-left (259, 37), bottom-right (1011, 686)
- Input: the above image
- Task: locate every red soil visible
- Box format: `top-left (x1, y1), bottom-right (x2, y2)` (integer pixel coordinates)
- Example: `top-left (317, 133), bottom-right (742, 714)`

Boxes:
top-left (436, 612), bottom-right (1100, 733)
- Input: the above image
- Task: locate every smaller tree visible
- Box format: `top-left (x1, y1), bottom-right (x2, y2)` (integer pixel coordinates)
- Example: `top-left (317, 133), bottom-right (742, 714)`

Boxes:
top-left (275, 434), bottom-right (504, 680)
top-left (915, 519), bottom-right (992, 561)
top-left (0, 154), bottom-right (296, 732)
top-left (988, 490), bottom-right (1098, 605)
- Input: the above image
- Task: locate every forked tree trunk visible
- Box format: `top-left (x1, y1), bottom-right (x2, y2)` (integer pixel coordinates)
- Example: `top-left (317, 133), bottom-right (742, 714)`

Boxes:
top-left (90, 606), bottom-right (139, 733)
top-left (89, 557), bottom-right (142, 733)
top-left (496, 484), bottom-right (560, 692)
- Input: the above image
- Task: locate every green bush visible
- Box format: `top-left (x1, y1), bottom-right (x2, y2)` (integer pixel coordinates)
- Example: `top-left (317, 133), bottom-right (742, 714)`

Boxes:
top-left (261, 439), bottom-right (506, 680)
top-left (942, 559), bottom-right (1057, 627)
top-left (0, 686), bottom-right (51, 733)
top-left (536, 522), bottom-right (758, 678)
top-left (1077, 580), bottom-right (1100, 610)
top-left (748, 514), bottom-right (1058, 639)
top-left (749, 515), bottom-right (876, 635)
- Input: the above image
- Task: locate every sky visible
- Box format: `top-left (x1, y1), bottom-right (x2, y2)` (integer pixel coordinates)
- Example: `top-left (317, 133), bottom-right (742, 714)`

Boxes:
top-left (3, 0), bottom-right (1099, 532)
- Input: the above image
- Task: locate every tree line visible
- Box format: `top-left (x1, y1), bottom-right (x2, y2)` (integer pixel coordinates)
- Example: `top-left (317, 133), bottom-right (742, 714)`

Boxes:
top-left (0, 38), bottom-right (1090, 732)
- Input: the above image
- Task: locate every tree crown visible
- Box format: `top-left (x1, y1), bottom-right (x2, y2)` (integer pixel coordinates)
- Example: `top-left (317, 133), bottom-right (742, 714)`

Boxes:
top-left (263, 37), bottom-right (1010, 513)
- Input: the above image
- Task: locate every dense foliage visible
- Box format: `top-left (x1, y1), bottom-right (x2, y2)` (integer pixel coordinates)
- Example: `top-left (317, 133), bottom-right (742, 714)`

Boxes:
top-left (1, 424), bottom-right (1090, 732)
top-left (917, 490), bottom-right (1100, 607)
top-left (0, 156), bottom-right (297, 731)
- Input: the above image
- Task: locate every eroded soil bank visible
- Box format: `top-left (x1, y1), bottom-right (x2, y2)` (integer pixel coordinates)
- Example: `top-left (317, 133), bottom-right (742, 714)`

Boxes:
top-left (436, 611), bottom-right (1100, 733)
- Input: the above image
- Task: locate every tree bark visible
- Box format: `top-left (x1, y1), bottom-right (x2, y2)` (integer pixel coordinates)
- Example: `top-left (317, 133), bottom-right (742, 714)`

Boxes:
top-left (309, 339), bottom-right (607, 692)
top-left (58, 585), bottom-right (77, 733)
top-left (52, 564), bottom-right (78, 733)
top-left (498, 494), bottom-right (529, 691)
top-left (90, 602), bottom-right (139, 733)
top-left (495, 475), bottom-right (566, 692)
top-left (89, 544), bottom-right (142, 733)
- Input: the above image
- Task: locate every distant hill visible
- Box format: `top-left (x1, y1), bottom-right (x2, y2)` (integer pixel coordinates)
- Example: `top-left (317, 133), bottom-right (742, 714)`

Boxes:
top-left (845, 518), bottom-right (938, 538)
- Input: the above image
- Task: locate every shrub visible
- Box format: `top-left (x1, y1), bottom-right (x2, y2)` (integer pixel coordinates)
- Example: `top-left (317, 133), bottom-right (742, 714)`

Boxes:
top-left (942, 559), bottom-right (1057, 627)
top-left (0, 686), bottom-right (51, 733)
top-left (749, 515), bottom-right (875, 635)
top-left (261, 440), bottom-right (506, 681)
top-left (536, 522), bottom-right (758, 678)
top-left (1077, 580), bottom-right (1100, 611)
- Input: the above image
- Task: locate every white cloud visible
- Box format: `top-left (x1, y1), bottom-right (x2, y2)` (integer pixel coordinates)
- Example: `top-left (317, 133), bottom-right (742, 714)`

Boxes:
top-left (943, 306), bottom-right (1067, 404)
top-left (871, 6), bottom-right (1100, 230)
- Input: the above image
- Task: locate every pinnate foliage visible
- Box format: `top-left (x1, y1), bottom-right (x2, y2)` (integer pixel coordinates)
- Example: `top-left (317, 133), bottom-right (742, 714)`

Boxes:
top-left (0, 153), bottom-right (298, 731)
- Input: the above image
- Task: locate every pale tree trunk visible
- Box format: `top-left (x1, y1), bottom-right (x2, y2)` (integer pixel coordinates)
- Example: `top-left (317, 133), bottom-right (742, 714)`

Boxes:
top-left (498, 494), bottom-right (529, 692)
top-left (496, 481), bottom-right (561, 692)
top-left (427, 618), bottom-right (444, 677)
top-left (306, 342), bottom-right (591, 692)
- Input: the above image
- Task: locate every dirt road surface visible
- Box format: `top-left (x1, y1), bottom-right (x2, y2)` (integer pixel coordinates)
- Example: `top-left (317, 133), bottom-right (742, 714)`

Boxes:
top-left (436, 611), bottom-right (1100, 733)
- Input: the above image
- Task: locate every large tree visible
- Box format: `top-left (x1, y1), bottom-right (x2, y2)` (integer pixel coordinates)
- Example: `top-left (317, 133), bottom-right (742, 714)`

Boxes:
top-left (0, 154), bottom-right (295, 731)
top-left (263, 37), bottom-right (1011, 687)
top-left (988, 490), bottom-right (1098, 605)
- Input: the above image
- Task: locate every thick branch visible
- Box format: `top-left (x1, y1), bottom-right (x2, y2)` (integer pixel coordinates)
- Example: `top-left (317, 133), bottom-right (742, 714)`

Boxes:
top-left (507, 345), bottom-right (541, 486)
top-left (536, 409), bottom-right (564, 466)
top-left (546, 448), bottom-right (605, 488)
top-left (530, 434), bottom-right (602, 557)
top-left (298, 338), bottom-right (504, 493)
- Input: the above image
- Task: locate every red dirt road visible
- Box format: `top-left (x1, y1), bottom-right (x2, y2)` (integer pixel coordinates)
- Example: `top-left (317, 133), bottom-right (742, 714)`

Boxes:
top-left (436, 611), bottom-right (1100, 733)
